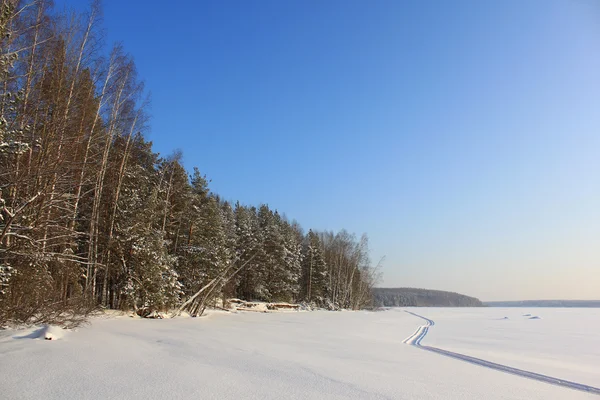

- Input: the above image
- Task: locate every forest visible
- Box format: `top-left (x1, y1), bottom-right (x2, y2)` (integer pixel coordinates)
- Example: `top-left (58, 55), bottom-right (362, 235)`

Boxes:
top-left (373, 288), bottom-right (483, 307)
top-left (0, 1), bottom-right (379, 326)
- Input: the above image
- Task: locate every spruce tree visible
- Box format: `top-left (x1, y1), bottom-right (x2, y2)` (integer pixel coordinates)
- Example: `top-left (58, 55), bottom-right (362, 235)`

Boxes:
top-left (279, 217), bottom-right (303, 302)
top-left (301, 230), bottom-right (328, 305)
top-left (234, 204), bottom-right (262, 300)
top-left (220, 201), bottom-right (238, 299)
top-left (177, 171), bottom-right (229, 305)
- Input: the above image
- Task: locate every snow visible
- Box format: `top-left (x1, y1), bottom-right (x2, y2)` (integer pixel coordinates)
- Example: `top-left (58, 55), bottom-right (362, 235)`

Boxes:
top-left (0, 308), bottom-right (598, 399)
top-left (6, 324), bottom-right (68, 341)
top-left (419, 308), bottom-right (600, 389)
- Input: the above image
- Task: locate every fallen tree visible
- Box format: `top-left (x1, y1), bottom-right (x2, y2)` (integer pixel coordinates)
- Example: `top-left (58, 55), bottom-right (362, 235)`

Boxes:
top-left (172, 253), bottom-right (257, 318)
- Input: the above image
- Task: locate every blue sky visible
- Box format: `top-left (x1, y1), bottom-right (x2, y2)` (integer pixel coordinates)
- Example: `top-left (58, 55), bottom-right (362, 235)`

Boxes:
top-left (57, 0), bottom-right (600, 301)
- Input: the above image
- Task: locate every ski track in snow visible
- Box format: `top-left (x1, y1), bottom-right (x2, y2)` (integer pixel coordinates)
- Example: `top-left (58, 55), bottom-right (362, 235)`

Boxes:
top-left (403, 310), bottom-right (600, 396)
top-left (402, 311), bottom-right (434, 346)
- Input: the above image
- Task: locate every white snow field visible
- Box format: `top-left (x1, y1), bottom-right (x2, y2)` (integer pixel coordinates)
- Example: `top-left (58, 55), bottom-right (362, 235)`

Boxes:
top-left (1, 308), bottom-right (599, 400)
top-left (414, 308), bottom-right (600, 389)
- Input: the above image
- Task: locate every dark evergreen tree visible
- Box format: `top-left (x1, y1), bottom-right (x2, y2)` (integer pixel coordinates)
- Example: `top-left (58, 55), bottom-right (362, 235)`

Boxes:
top-left (301, 230), bottom-right (328, 305)
top-left (235, 204), bottom-right (262, 300)
top-left (257, 205), bottom-right (284, 301)
top-left (279, 217), bottom-right (303, 302)
top-left (177, 170), bottom-right (229, 304)
top-left (220, 201), bottom-right (238, 299)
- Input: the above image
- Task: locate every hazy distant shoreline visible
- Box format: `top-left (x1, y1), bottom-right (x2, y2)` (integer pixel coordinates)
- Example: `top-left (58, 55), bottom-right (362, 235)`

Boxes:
top-left (485, 300), bottom-right (600, 308)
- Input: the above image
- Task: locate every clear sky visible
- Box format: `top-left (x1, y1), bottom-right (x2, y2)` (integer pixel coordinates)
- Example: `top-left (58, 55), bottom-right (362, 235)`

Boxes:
top-left (56, 0), bottom-right (600, 301)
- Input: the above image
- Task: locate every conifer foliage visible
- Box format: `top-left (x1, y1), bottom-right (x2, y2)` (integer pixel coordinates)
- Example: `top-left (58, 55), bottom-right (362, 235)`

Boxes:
top-left (0, 1), bottom-right (379, 325)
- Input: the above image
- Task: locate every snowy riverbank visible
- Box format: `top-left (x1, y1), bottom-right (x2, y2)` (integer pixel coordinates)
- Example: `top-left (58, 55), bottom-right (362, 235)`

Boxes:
top-left (1, 308), bottom-right (598, 399)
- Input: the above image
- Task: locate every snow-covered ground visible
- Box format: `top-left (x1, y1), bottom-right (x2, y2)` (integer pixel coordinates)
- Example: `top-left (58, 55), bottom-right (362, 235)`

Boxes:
top-left (1, 308), bottom-right (598, 399)
top-left (418, 307), bottom-right (600, 389)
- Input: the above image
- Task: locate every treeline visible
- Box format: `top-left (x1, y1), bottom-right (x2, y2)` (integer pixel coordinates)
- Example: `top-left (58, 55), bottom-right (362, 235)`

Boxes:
top-left (0, 1), bottom-right (378, 325)
top-left (373, 288), bottom-right (483, 307)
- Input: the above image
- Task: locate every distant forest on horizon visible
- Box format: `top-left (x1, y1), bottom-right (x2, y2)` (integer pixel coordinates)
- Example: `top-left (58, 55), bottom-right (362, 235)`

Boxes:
top-left (373, 287), bottom-right (484, 307)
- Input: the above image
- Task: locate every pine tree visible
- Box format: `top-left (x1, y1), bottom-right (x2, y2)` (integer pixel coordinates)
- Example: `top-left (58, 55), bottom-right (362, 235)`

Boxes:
top-left (279, 217), bottom-right (303, 302)
top-left (234, 204), bottom-right (262, 300)
top-left (219, 200), bottom-right (238, 299)
top-left (176, 169), bottom-right (230, 313)
top-left (111, 134), bottom-right (182, 312)
top-left (256, 205), bottom-right (278, 301)
top-left (301, 230), bottom-right (328, 305)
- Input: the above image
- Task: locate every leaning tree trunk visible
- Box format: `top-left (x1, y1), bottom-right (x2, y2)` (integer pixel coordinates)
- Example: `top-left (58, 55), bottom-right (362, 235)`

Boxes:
top-left (173, 253), bottom-right (257, 317)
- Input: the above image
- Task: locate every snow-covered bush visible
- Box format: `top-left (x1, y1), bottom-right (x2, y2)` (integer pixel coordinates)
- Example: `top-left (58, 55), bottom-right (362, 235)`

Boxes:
top-left (0, 264), bottom-right (13, 296)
